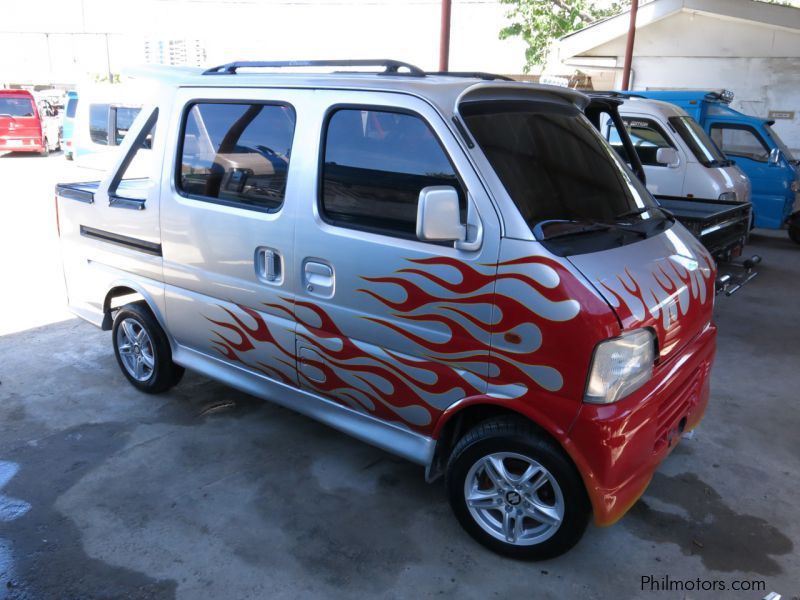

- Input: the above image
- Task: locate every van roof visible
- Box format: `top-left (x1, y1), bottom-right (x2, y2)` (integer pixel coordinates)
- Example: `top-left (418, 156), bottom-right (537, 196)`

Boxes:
top-left (122, 60), bottom-right (590, 114)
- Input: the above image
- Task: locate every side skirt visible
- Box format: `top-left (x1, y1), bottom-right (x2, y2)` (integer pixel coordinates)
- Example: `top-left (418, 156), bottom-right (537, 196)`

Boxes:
top-left (172, 344), bottom-right (436, 468)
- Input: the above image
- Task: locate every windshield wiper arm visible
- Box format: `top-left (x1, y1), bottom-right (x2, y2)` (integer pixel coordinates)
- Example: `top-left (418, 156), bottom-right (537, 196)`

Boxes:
top-left (615, 207), bottom-right (649, 220)
top-left (540, 222), bottom-right (614, 240)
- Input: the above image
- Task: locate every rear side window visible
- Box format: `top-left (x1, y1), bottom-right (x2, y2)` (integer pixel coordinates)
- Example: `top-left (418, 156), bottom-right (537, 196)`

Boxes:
top-left (320, 108), bottom-right (464, 238)
top-left (115, 107), bottom-right (141, 144)
top-left (89, 104), bottom-right (110, 145)
top-left (621, 118), bottom-right (675, 166)
top-left (178, 102), bottom-right (296, 212)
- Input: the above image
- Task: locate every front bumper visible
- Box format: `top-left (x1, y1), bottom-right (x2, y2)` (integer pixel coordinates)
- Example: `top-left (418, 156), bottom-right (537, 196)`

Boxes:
top-left (567, 322), bottom-right (717, 525)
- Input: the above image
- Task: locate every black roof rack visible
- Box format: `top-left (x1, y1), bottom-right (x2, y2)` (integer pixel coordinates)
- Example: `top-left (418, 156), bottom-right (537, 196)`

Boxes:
top-left (202, 59), bottom-right (426, 77)
top-left (426, 71), bottom-right (515, 82)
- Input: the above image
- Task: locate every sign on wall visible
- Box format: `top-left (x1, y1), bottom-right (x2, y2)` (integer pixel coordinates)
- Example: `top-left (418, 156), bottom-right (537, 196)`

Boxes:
top-left (768, 110), bottom-right (795, 120)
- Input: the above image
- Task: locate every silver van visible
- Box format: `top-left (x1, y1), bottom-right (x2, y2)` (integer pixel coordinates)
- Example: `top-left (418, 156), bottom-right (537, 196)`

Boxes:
top-left (55, 60), bottom-right (718, 559)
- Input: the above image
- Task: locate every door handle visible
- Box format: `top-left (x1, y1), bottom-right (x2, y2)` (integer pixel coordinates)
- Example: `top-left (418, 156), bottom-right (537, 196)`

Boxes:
top-left (255, 246), bottom-right (282, 284)
top-left (303, 259), bottom-right (334, 297)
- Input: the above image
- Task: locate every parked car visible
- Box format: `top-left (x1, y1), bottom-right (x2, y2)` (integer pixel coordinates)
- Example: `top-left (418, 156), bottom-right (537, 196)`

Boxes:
top-left (620, 90), bottom-right (800, 243)
top-left (586, 93), bottom-right (758, 295)
top-left (72, 84), bottom-right (142, 170)
top-left (62, 90), bottom-right (79, 160)
top-left (0, 89), bottom-right (61, 155)
top-left (55, 61), bottom-right (718, 559)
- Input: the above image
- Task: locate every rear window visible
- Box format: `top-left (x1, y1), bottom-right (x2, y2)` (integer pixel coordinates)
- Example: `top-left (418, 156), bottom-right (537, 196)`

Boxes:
top-left (0, 97), bottom-right (35, 117)
top-left (178, 102), bottom-right (296, 212)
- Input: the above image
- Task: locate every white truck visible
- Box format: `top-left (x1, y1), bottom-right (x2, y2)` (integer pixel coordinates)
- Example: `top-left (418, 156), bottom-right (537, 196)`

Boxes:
top-left (608, 96), bottom-right (751, 204)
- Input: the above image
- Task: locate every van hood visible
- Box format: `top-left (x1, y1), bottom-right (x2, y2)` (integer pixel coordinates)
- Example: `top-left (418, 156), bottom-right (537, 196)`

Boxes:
top-left (568, 225), bottom-right (716, 360)
top-left (721, 164), bottom-right (751, 203)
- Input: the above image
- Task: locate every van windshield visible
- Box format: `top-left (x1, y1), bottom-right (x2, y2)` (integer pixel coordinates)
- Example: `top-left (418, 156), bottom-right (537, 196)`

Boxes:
top-left (669, 116), bottom-right (729, 167)
top-left (460, 99), bottom-right (668, 246)
top-left (0, 97), bottom-right (35, 117)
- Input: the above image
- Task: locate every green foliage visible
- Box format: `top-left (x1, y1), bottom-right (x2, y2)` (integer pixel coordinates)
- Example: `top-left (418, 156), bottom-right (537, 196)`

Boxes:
top-left (500, 0), bottom-right (629, 72)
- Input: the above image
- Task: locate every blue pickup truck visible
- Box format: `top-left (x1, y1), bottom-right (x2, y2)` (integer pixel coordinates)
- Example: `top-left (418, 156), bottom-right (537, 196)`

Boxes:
top-left (620, 90), bottom-right (800, 244)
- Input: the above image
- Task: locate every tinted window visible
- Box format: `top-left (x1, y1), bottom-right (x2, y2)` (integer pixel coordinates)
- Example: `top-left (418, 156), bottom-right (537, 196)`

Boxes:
top-left (710, 125), bottom-right (769, 162)
top-left (321, 108), bottom-right (463, 238)
top-left (461, 100), bottom-right (659, 231)
top-left (621, 118), bottom-right (674, 166)
top-left (89, 104), bottom-right (110, 145)
top-left (114, 106), bottom-right (141, 144)
top-left (179, 102), bottom-right (296, 211)
top-left (65, 97), bottom-right (78, 119)
top-left (0, 97), bottom-right (34, 117)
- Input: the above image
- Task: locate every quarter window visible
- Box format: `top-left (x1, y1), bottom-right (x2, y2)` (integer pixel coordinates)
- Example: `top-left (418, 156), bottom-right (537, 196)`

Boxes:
top-left (114, 107), bottom-right (141, 145)
top-left (89, 104), bottom-right (110, 145)
top-left (710, 125), bottom-right (769, 162)
top-left (320, 108), bottom-right (464, 238)
top-left (178, 102), bottom-right (296, 211)
top-left (621, 118), bottom-right (675, 166)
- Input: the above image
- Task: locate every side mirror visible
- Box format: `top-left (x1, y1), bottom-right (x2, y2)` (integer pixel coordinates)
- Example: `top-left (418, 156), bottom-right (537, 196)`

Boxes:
top-left (768, 147), bottom-right (781, 166)
top-left (416, 186), bottom-right (466, 243)
top-left (656, 147), bottom-right (680, 167)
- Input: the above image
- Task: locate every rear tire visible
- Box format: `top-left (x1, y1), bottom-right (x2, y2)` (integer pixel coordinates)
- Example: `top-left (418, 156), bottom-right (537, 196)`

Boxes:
top-left (446, 417), bottom-right (591, 560)
top-left (112, 302), bottom-right (184, 393)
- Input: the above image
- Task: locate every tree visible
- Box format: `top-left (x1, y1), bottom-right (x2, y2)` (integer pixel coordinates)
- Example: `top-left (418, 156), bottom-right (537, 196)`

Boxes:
top-left (500, 0), bottom-right (630, 72)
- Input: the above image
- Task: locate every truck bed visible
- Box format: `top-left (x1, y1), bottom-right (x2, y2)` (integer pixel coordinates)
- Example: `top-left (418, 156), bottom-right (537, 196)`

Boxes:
top-left (657, 196), bottom-right (751, 262)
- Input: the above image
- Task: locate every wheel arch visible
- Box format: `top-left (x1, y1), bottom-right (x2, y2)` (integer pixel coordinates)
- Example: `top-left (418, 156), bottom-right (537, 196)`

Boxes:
top-left (101, 280), bottom-right (168, 337)
top-left (427, 396), bottom-right (580, 480)
top-left (428, 395), bottom-right (600, 519)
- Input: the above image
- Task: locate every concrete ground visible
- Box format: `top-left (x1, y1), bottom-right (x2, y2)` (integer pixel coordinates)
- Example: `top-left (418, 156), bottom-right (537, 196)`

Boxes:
top-left (0, 150), bottom-right (798, 600)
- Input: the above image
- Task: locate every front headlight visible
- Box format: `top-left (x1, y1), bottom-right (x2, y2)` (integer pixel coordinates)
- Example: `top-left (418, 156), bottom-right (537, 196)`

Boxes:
top-left (718, 191), bottom-right (737, 202)
top-left (791, 180), bottom-right (800, 193)
top-left (584, 329), bottom-right (655, 404)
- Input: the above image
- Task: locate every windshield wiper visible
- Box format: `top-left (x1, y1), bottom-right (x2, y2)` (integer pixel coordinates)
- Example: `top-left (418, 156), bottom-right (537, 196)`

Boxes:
top-left (535, 219), bottom-right (647, 241)
top-left (615, 207), bottom-right (650, 220)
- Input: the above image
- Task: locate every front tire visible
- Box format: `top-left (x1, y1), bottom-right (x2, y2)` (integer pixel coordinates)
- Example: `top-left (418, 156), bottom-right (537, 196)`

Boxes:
top-left (112, 302), bottom-right (184, 393)
top-left (446, 417), bottom-right (590, 560)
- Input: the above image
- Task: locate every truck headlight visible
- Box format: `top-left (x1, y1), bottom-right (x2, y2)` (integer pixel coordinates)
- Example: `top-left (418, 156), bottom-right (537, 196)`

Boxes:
top-left (718, 191), bottom-right (737, 202)
top-left (584, 329), bottom-right (655, 404)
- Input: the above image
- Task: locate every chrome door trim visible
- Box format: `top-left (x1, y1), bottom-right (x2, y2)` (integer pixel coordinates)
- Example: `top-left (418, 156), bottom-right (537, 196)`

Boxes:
top-left (172, 344), bottom-right (436, 467)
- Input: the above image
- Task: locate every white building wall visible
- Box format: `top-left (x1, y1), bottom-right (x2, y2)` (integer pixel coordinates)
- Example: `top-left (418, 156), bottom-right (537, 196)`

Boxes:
top-left (564, 11), bottom-right (800, 151)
